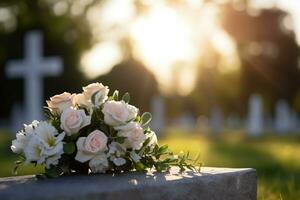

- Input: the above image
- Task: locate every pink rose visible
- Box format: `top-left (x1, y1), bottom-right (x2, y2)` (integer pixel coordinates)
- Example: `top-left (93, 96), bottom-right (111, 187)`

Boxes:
top-left (47, 92), bottom-right (74, 114)
top-left (82, 82), bottom-right (109, 106)
top-left (75, 130), bottom-right (108, 163)
top-left (115, 122), bottom-right (145, 150)
top-left (60, 108), bottom-right (91, 135)
top-left (102, 100), bottom-right (138, 126)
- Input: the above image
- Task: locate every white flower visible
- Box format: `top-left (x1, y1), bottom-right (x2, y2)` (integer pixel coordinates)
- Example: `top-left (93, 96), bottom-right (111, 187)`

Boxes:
top-left (47, 92), bottom-right (74, 114)
top-left (24, 136), bottom-right (46, 164)
top-left (108, 142), bottom-right (126, 157)
top-left (60, 108), bottom-right (91, 136)
top-left (102, 100), bottom-right (138, 126)
top-left (112, 157), bottom-right (126, 166)
top-left (89, 154), bottom-right (109, 173)
top-left (82, 82), bottom-right (109, 106)
top-left (35, 121), bottom-right (65, 157)
top-left (108, 142), bottom-right (127, 166)
top-left (147, 131), bottom-right (158, 149)
top-left (115, 122), bottom-right (145, 150)
top-left (11, 120), bottom-right (39, 154)
top-left (23, 121), bottom-right (65, 168)
top-left (75, 130), bottom-right (108, 163)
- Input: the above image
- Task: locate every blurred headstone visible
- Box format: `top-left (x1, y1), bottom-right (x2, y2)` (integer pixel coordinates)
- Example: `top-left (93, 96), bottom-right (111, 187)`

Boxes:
top-left (175, 112), bottom-right (196, 130)
top-left (5, 31), bottom-right (63, 126)
top-left (209, 107), bottom-right (223, 134)
top-left (247, 94), bottom-right (263, 136)
top-left (275, 100), bottom-right (291, 133)
top-left (150, 96), bottom-right (165, 135)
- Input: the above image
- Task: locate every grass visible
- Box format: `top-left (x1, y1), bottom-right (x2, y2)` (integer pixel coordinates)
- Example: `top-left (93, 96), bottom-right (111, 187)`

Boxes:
top-left (160, 129), bottom-right (300, 200)
top-left (1, 128), bottom-right (300, 200)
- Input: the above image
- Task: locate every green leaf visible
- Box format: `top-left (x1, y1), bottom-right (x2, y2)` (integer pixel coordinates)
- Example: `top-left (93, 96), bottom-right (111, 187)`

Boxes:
top-left (115, 136), bottom-right (126, 144)
top-left (63, 142), bottom-right (76, 155)
top-left (135, 162), bottom-right (146, 171)
top-left (122, 92), bottom-right (130, 103)
top-left (45, 166), bottom-right (63, 178)
top-left (113, 90), bottom-right (119, 101)
top-left (141, 112), bottom-right (152, 127)
top-left (91, 91), bottom-right (99, 105)
top-left (158, 145), bottom-right (169, 154)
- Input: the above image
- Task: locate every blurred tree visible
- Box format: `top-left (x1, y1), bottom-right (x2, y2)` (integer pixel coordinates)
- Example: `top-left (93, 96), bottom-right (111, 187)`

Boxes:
top-left (189, 43), bottom-right (242, 116)
top-left (220, 3), bottom-right (300, 113)
top-left (0, 0), bottom-right (100, 118)
top-left (93, 59), bottom-right (159, 112)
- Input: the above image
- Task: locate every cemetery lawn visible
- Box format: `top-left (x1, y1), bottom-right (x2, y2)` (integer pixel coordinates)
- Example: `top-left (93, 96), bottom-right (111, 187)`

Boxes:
top-left (1, 130), bottom-right (299, 200)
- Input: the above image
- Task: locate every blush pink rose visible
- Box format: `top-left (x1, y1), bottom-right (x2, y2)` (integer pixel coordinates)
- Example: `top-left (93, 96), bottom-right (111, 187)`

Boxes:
top-left (47, 92), bottom-right (74, 114)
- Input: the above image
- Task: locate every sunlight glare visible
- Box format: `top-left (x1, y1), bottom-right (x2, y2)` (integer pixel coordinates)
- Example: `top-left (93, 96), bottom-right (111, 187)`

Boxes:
top-left (81, 41), bottom-right (123, 79)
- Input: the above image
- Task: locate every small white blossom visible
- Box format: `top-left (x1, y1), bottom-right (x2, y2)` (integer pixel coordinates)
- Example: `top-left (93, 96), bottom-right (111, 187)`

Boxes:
top-left (11, 120), bottom-right (39, 154)
top-left (89, 154), bottom-right (109, 173)
top-left (22, 121), bottom-right (65, 168)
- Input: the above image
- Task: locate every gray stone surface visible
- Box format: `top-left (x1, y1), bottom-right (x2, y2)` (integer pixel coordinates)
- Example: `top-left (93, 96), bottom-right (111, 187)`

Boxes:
top-left (0, 167), bottom-right (256, 200)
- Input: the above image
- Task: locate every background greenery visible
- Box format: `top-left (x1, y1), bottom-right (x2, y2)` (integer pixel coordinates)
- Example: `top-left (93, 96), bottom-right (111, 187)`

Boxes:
top-left (1, 129), bottom-right (299, 200)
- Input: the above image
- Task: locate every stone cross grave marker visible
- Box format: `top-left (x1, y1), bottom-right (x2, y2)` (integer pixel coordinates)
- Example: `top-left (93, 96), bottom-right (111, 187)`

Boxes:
top-left (247, 94), bottom-right (263, 136)
top-left (6, 31), bottom-right (63, 124)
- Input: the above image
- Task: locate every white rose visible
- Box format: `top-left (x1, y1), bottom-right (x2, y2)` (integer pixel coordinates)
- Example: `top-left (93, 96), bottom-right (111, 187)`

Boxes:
top-left (47, 92), bottom-right (74, 114)
top-left (102, 100), bottom-right (138, 126)
top-left (89, 154), bottom-right (109, 173)
top-left (60, 108), bottom-right (91, 136)
top-left (82, 82), bottom-right (109, 106)
top-left (23, 121), bottom-right (65, 168)
top-left (115, 122), bottom-right (145, 150)
top-left (75, 130), bottom-right (108, 163)
top-left (11, 120), bottom-right (39, 154)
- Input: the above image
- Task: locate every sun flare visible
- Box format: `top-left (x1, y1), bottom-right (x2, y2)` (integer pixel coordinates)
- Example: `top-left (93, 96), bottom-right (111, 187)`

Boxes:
top-left (81, 0), bottom-right (239, 95)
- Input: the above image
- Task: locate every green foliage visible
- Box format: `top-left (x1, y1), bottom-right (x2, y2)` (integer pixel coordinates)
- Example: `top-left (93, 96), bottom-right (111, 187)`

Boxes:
top-left (44, 165), bottom-right (63, 178)
top-left (63, 143), bottom-right (76, 155)
top-left (112, 90), bottom-right (119, 101)
top-left (141, 112), bottom-right (152, 127)
top-left (122, 92), bottom-right (130, 103)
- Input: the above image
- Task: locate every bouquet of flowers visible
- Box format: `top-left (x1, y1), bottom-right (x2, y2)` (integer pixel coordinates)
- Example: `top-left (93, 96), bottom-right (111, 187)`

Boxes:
top-left (11, 83), bottom-right (198, 178)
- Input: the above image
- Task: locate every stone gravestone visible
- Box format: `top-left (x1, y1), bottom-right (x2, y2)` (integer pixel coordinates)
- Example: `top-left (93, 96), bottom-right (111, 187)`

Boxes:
top-left (275, 100), bottom-right (291, 133)
top-left (5, 31), bottom-right (63, 127)
top-left (209, 107), bottom-right (223, 134)
top-left (246, 94), bottom-right (263, 136)
top-left (174, 112), bottom-right (196, 130)
top-left (150, 96), bottom-right (165, 135)
top-left (0, 167), bottom-right (257, 200)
